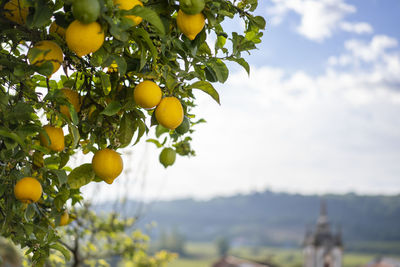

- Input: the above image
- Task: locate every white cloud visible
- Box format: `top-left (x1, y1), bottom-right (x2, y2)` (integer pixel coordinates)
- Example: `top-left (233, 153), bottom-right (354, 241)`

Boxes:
top-left (267, 0), bottom-right (373, 41)
top-left (340, 21), bottom-right (373, 35)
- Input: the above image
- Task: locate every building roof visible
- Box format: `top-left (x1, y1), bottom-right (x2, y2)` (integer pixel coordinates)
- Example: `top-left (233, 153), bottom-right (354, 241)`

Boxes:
top-left (212, 256), bottom-right (272, 267)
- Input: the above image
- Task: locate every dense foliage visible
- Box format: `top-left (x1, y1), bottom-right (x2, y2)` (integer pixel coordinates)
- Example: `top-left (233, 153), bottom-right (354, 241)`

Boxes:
top-left (0, 0), bottom-right (264, 264)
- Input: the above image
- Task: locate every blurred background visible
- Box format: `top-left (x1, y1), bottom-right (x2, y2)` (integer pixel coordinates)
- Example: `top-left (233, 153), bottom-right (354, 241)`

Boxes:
top-left (3, 0), bottom-right (400, 266)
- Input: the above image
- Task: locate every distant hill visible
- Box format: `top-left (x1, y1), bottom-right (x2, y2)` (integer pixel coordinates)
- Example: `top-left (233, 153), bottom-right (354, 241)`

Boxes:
top-left (97, 191), bottom-right (400, 254)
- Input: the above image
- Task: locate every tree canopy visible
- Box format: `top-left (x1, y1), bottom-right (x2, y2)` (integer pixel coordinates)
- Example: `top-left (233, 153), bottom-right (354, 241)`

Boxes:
top-left (0, 0), bottom-right (265, 265)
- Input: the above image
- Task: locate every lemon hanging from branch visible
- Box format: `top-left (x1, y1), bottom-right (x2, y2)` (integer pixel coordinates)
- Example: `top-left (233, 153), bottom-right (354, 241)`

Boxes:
top-left (176, 9), bottom-right (205, 40)
top-left (155, 97), bottom-right (184, 130)
top-left (14, 177), bottom-right (43, 204)
top-left (134, 80), bottom-right (162, 109)
top-left (28, 41), bottom-right (64, 76)
top-left (39, 125), bottom-right (65, 152)
top-left (66, 20), bottom-right (105, 57)
top-left (92, 149), bottom-right (123, 184)
top-left (113, 0), bottom-right (144, 26)
top-left (60, 88), bottom-right (81, 119)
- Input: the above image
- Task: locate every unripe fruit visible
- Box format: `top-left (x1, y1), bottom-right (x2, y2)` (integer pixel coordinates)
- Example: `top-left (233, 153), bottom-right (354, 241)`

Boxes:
top-left (175, 116), bottom-right (190, 135)
top-left (72, 0), bottom-right (100, 24)
top-left (159, 148), bottom-right (176, 168)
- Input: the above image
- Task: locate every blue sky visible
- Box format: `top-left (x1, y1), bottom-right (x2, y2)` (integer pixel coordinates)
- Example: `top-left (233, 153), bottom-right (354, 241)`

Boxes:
top-left (83, 0), bottom-right (400, 202)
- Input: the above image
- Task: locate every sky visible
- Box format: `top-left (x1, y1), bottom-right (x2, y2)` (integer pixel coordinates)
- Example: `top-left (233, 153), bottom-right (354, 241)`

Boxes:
top-left (82, 0), bottom-right (400, 202)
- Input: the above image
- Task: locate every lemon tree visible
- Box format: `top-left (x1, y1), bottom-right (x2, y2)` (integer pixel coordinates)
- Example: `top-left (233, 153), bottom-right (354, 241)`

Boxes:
top-left (0, 0), bottom-right (265, 265)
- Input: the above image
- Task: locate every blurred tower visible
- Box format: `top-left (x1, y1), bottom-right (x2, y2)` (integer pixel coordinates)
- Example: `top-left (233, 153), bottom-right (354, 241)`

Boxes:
top-left (303, 200), bottom-right (343, 267)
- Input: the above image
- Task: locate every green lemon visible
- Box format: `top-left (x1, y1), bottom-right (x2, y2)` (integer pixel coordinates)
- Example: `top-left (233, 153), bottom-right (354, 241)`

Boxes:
top-left (176, 141), bottom-right (191, 156)
top-left (175, 116), bottom-right (190, 135)
top-left (179, 0), bottom-right (205, 15)
top-left (72, 0), bottom-right (101, 24)
top-left (159, 148), bottom-right (176, 168)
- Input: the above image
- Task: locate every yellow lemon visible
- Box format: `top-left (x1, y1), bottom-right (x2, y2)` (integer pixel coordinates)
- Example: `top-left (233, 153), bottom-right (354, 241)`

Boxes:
top-left (113, 0), bottom-right (143, 25)
top-left (49, 21), bottom-right (66, 38)
top-left (66, 20), bottom-right (105, 57)
top-left (155, 97), bottom-right (184, 129)
top-left (176, 9), bottom-right (205, 40)
top-left (59, 211), bottom-right (69, 226)
top-left (28, 41), bottom-right (64, 76)
top-left (92, 149), bottom-right (123, 184)
top-left (60, 88), bottom-right (81, 119)
top-left (134, 80), bottom-right (162, 109)
top-left (14, 177), bottom-right (43, 204)
top-left (39, 125), bottom-right (65, 152)
top-left (4, 0), bottom-right (29, 25)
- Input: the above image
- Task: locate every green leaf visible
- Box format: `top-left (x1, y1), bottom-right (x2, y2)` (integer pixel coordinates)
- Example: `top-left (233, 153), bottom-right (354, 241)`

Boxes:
top-left (59, 152), bottom-right (70, 169)
top-left (128, 6), bottom-right (165, 34)
top-left (230, 57), bottom-right (250, 75)
top-left (188, 81), bottom-right (220, 104)
top-left (101, 101), bottom-right (122, 116)
top-left (109, 23), bottom-right (129, 42)
top-left (146, 138), bottom-right (162, 148)
top-left (67, 164), bottom-right (95, 189)
top-left (24, 204), bottom-right (36, 221)
top-left (252, 15), bottom-right (266, 29)
top-left (155, 124), bottom-right (169, 138)
top-left (99, 72), bottom-right (112, 95)
top-left (27, 0), bottom-right (53, 28)
top-left (50, 243), bottom-right (71, 262)
top-left (8, 102), bottom-right (34, 121)
top-left (52, 169), bottom-right (68, 185)
top-left (207, 59), bottom-right (229, 83)
top-left (133, 120), bottom-right (146, 145)
top-left (118, 114), bottom-right (135, 148)
top-left (68, 124), bottom-right (80, 149)
top-left (114, 56), bottom-right (127, 76)
top-left (36, 61), bottom-right (54, 77)
top-left (134, 28), bottom-right (158, 61)
top-left (0, 128), bottom-right (25, 148)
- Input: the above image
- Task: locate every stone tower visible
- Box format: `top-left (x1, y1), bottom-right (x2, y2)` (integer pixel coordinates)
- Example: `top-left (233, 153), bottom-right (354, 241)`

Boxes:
top-left (303, 200), bottom-right (343, 267)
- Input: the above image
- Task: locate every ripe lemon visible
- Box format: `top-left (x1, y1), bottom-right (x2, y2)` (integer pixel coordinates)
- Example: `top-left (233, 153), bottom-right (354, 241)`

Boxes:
top-left (39, 125), bottom-right (65, 152)
top-left (92, 148), bottom-right (123, 184)
top-left (28, 41), bottom-right (64, 76)
top-left (155, 97), bottom-right (184, 129)
top-left (176, 9), bottom-right (205, 40)
top-left (159, 148), bottom-right (176, 168)
top-left (14, 177), bottom-right (43, 204)
top-left (72, 0), bottom-right (100, 24)
top-left (134, 80), bottom-right (162, 109)
top-left (113, 0), bottom-right (143, 25)
top-left (60, 88), bottom-right (81, 119)
top-left (59, 211), bottom-right (69, 226)
top-left (4, 0), bottom-right (29, 25)
top-left (49, 21), bottom-right (66, 38)
top-left (66, 20), bottom-right (105, 57)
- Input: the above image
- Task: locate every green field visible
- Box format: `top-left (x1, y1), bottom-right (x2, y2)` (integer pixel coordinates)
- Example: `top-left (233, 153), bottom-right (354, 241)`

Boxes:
top-left (167, 242), bottom-right (383, 267)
